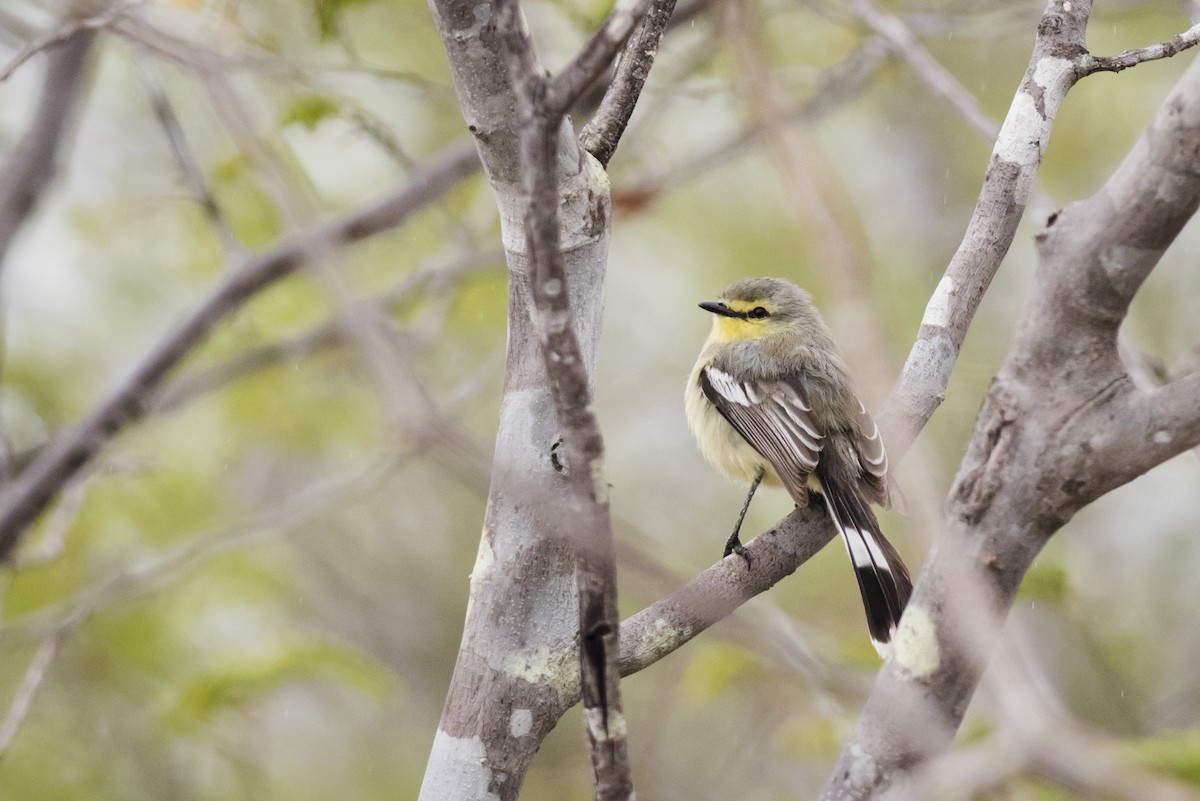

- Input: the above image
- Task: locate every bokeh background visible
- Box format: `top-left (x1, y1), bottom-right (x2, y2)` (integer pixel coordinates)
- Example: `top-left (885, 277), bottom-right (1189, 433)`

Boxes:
top-left (1, 0), bottom-right (1200, 798)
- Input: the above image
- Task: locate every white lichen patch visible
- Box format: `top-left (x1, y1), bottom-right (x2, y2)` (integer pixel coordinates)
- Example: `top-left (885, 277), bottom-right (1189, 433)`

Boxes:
top-left (509, 708), bottom-right (533, 738)
top-left (847, 743), bottom-right (878, 789)
top-left (470, 533), bottom-right (496, 586)
top-left (504, 646), bottom-right (579, 702)
top-left (924, 275), bottom-right (955, 329)
top-left (1154, 430), bottom-right (1172, 445)
top-left (641, 618), bottom-right (690, 661)
top-left (584, 707), bottom-right (627, 742)
top-left (892, 605), bottom-right (940, 681)
top-left (1032, 56), bottom-right (1071, 94)
top-left (584, 148), bottom-right (613, 194)
top-left (590, 455), bottom-right (609, 505)
top-left (419, 731), bottom-right (502, 801)
top-left (992, 91), bottom-right (1042, 164)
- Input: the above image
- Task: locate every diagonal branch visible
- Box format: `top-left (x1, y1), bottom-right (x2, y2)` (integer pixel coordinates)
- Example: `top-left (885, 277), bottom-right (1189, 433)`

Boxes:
top-left (578, 0), bottom-right (678, 167)
top-left (0, 29), bottom-right (95, 274)
top-left (877, 0), bottom-right (1092, 458)
top-left (1080, 22), bottom-right (1200, 75)
top-left (547, 0), bottom-right (653, 114)
top-left (0, 1), bottom-right (134, 83)
top-left (0, 142), bottom-right (480, 561)
top-left (819, 25), bottom-right (1200, 801)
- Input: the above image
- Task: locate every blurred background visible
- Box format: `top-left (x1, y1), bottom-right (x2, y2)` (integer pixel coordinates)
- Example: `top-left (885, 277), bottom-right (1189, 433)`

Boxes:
top-left (1, 0), bottom-right (1200, 798)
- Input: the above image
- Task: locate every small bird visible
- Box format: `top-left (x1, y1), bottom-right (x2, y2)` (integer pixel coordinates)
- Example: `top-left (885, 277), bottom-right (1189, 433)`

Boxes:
top-left (685, 277), bottom-right (913, 653)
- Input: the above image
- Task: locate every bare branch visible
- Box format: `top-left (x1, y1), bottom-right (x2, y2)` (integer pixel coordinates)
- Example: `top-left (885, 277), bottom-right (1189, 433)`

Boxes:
top-left (0, 1), bottom-right (134, 83)
top-left (578, 0), bottom-right (678, 167)
top-left (877, 0), bottom-right (1093, 458)
top-left (853, 0), bottom-right (998, 142)
top-left (547, 0), bottom-right (654, 114)
top-left (820, 21), bottom-right (1200, 801)
top-left (0, 142), bottom-right (480, 561)
top-left (133, 52), bottom-right (243, 259)
top-left (0, 29), bottom-right (94, 273)
top-left (1080, 22), bottom-right (1200, 75)
top-left (617, 505), bottom-right (834, 677)
top-left (615, 38), bottom-right (887, 210)
top-left (152, 249), bottom-right (504, 414)
top-left (0, 606), bottom-right (85, 761)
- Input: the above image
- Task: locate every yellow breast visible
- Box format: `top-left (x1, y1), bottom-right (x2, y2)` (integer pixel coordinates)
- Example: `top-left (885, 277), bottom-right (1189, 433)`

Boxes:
top-left (685, 355), bottom-right (779, 486)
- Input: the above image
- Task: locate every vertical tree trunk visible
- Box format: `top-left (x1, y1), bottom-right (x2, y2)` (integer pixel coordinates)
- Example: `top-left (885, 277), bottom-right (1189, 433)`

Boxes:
top-left (420, 2), bottom-right (614, 798)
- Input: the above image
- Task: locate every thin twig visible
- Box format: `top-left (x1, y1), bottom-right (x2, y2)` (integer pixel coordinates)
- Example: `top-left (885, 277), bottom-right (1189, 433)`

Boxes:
top-left (132, 51), bottom-right (244, 260)
top-left (615, 38), bottom-right (887, 209)
top-left (0, 28), bottom-right (95, 273)
top-left (853, 0), bottom-right (998, 142)
top-left (1081, 22), bottom-right (1200, 75)
top-left (0, 0), bottom-right (137, 83)
top-left (0, 142), bottom-right (481, 561)
top-left (0, 605), bottom-right (86, 761)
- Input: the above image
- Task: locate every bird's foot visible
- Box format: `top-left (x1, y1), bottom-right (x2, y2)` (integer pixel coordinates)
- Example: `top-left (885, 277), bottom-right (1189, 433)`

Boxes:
top-left (723, 534), bottom-right (752, 568)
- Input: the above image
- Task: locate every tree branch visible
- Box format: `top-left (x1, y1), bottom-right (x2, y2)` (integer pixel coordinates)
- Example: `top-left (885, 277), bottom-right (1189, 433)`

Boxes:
top-left (877, 0), bottom-right (1093, 457)
top-left (0, 142), bottom-right (480, 561)
top-left (0, 1), bottom-right (133, 83)
top-left (578, 0), bottom-right (678, 167)
top-left (1080, 22), bottom-right (1200, 75)
top-left (547, 0), bottom-right (653, 114)
top-left (0, 29), bottom-right (95, 274)
top-left (616, 504), bottom-right (834, 677)
top-left (819, 28), bottom-right (1200, 801)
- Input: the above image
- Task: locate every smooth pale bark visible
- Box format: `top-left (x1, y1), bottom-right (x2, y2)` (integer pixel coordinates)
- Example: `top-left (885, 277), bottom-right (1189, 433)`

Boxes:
top-left (420, 1), bottom-right (616, 799)
top-left (820, 43), bottom-right (1200, 801)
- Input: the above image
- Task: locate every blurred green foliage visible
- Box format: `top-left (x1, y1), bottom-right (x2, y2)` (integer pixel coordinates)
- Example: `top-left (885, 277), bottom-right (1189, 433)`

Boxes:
top-left (0, 0), bottom-right (1197, 798)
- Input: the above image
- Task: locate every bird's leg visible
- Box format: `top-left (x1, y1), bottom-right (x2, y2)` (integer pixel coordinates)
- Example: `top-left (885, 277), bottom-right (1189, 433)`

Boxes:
top-left (724, 468), bottom-right (763, 567)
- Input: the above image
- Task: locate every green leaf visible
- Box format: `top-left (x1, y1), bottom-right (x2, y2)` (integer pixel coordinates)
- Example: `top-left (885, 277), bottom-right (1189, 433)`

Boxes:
top-left (680, 642), bottom-right (763, 699)
top-left (209, 154), bottom-right (283, 249)
top-left (1018, 559), bottom-right (1069, 603)
top-left (314, 0), bottom-right (380, 40)
top-left (1124, 729), bottom-right (1200, 787)
top-left (280, 94), bottom-right (342, 131)
top-left (166, 640), bottom-right (396, 728)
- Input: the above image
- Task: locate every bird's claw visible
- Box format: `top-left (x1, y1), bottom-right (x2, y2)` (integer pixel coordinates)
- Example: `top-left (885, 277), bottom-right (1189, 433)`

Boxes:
top-left (723, 538), bottom-right (752, 568)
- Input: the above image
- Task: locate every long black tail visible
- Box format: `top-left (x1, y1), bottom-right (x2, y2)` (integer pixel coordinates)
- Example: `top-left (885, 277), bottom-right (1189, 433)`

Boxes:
top-left (820, 477), bottom-right (913, 654)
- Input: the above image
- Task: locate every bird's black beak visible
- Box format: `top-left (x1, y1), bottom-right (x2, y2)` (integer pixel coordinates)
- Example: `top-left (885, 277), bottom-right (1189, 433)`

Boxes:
top-left (699, 300), bottom-right (743, 318)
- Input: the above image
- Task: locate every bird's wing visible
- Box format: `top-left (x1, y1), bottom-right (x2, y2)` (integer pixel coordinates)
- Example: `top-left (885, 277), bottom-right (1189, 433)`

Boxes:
top-left (699, 364), bottom-right (824, 505)
top-left (853, 397), bottom-right (891, 507)
top-left (852, 398), bottom-right (907, 512)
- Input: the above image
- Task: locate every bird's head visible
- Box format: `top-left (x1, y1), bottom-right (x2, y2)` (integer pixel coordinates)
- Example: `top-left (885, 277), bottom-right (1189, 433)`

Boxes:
top-left (699, 277), bottom-right (817, 343)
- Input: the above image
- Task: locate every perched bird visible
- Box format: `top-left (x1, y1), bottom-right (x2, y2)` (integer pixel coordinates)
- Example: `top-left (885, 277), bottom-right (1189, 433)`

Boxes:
top-left (685, 277), bottom-right (912, 653)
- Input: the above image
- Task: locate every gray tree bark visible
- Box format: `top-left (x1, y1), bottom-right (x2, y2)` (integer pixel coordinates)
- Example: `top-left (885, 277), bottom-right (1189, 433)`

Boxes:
top-left (420, 0), bottom-right (1200, 798)
top-left (820, 34), bottom-right (1200, 801)
top-left (419, 1), bottom-right (623, 798)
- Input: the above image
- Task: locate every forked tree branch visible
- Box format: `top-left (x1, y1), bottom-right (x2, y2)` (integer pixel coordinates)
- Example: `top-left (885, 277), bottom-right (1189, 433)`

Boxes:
top-left (578, 0), bottom-right (679, 167)
top-left (819, 37), bottom-right (1200, 801)
top-left (547, 0), bottom-right (654, 114)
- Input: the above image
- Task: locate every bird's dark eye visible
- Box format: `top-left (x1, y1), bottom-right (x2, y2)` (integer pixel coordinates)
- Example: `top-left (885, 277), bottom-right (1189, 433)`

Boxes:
top-left (749, 306), bottom-right (770, 319)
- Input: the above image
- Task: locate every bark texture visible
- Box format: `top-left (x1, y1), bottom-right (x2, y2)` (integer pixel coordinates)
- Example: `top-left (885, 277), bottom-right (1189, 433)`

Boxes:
top-left (820, 43), bottom-right (1200, 801)
top-left (420, 1), bottom-right (621, 798)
